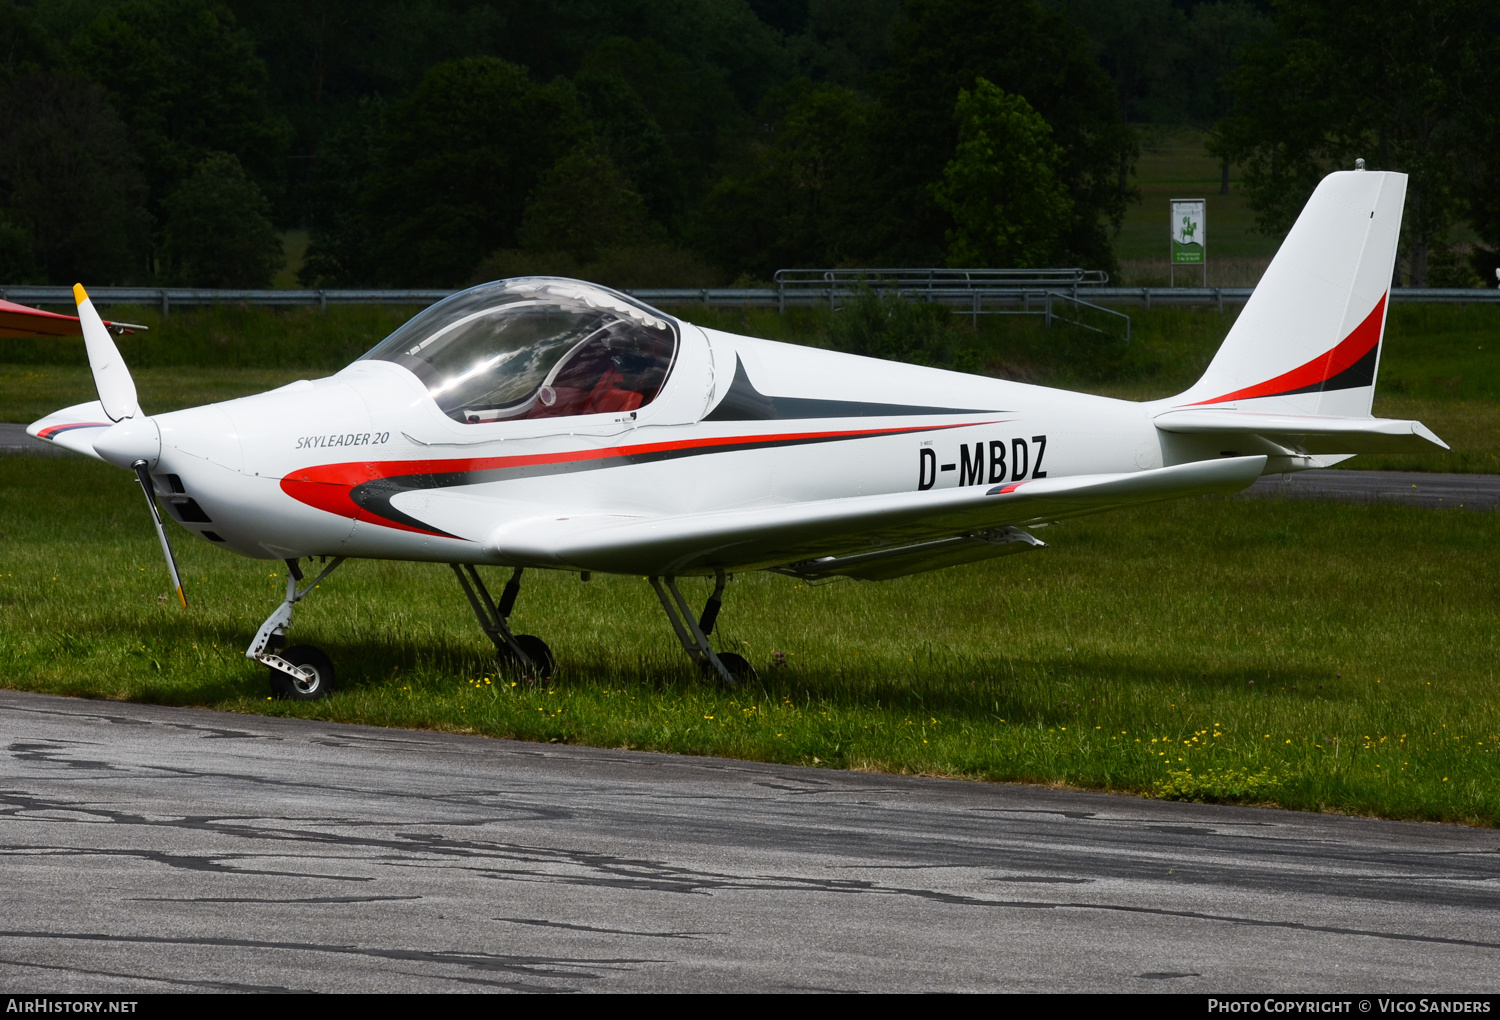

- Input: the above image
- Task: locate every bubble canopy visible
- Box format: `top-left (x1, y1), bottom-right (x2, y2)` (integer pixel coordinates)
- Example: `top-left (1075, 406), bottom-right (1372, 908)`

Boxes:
top-left (360, 278), bottom-right (679, 425)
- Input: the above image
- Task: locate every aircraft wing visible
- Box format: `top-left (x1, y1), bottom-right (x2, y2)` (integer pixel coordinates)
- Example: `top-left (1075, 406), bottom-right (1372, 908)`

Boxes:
top-left (0, 299), bottom-right (84, 339)
top-left (1154, 409), bottom-right (1447, 455)
top-left (26, 401), bottom-right (114, 461)
top-left (477, 454), bottom-right (1268, 576)
top-left (0, 298), bottom-right (146, 339)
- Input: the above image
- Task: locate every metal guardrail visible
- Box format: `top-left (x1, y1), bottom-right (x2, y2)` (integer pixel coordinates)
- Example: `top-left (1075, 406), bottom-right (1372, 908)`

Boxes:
top-left (0, 287), bottom-right (454, 315)
top-left (1089, 287), bottom-right (1500, 307)
top-left (772, 267), bottom-right (1110, 311)
top-left (4, 283), bottom-right (1497, 314)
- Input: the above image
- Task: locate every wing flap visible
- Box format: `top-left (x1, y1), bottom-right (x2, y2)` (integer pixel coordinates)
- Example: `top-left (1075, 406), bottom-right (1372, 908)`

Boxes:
top-left (482, 455), bottom-right (1267, 575)
top-left (775, 527), bottom-right (1045, 581)
top-left (1154, 409), bottom-right (1447, 454)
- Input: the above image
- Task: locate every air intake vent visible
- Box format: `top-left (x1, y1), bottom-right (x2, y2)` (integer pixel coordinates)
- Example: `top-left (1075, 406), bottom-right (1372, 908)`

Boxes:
top-left (167, 497), bottom-right (212, 523)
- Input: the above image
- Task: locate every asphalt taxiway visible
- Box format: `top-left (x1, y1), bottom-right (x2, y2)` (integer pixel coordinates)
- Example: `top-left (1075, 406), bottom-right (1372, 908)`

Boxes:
top-left (2, 690), bottom-right (1497, 992)
top-left (0, 423), bottom-right (67, 456)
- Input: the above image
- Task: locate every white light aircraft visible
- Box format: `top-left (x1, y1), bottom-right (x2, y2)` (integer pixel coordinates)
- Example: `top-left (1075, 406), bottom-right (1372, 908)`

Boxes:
top-left (20, 169), bottom-right (1444, 697)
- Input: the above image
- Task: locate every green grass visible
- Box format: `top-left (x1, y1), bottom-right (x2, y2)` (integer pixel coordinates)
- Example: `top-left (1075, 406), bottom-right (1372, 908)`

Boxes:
top-left (3, 301), bottom-right (1495, 472)
top-left (0, 365), bottom-right (313, 423)
top-left (0, 302), bottom-right (419, 373)
top-left (2, 455), bottom-right (1497, 824)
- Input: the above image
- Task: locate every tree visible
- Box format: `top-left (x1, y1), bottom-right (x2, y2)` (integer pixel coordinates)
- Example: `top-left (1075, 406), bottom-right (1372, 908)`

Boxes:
top-left (160, 152), bottom-right (283, 287)
top-left (0, 0), bottom-right (57, 86)
top-left (932, 80), bottom-right (1073, 268)
top-left (694, 80), bottom-right (873, 277)
top-left (1174, 2), bottom-right (1273, 129)
top-left (1042, 0), bottom-right (1185, 134)
top-left (0, 72), bottom-right (147, 284)
top-left (359, 57), bottom-right (586, 286)
top-left (578, 37), bottom-right (743, 205)
top-left (517, 144), bottom-right (658, 263)
top-left (785, 0), bottom-right (903, 89)
top-left (0, 213), bottom-right (40, 284)
top-left (70, 0), bottom-right (290, 228)
top-left (573, 71), bottom-right (685, 230)
top-left (1210, 0), bottom-right (1497, 285)
top-left (866, 0), bottom-right (1133, 269)
top-left (297, 97), bottom-right (385, 287)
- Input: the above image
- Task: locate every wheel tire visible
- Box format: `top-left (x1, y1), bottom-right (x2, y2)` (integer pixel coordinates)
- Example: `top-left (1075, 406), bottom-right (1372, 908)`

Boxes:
top-left (714, 651), bottom-right (756, 685)
top-left (268, 645), bottom-right (336, 700)
top-left (513, 634), bottom-right (555, 679)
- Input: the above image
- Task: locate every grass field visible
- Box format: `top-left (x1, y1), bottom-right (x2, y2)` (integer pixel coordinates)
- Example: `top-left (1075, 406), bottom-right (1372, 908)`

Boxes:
top-left (2, 455), bottom-right (1497, 825)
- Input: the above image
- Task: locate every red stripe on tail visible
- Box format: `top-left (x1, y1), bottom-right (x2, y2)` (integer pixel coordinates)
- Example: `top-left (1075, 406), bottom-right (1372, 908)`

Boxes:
top-left (1188, 293), bottom-right (1387, 406)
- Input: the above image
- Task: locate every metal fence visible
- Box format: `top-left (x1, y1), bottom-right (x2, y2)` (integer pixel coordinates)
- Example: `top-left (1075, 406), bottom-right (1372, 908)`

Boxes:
top-left (771, 267), bottom-right (1110, 310)
top-left (4, 281), bottom-right (1497, 316)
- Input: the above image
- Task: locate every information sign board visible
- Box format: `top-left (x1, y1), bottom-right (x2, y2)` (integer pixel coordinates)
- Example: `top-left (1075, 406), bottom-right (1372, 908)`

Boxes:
top-left (1170, 198), bottom-right (1206, 285)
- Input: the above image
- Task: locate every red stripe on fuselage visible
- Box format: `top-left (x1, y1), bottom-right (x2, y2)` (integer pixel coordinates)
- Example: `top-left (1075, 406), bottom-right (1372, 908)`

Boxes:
top-left (281, 420), bottom-right (1000, 536)
top-left (1188, 293), bottom-right (1387, 406)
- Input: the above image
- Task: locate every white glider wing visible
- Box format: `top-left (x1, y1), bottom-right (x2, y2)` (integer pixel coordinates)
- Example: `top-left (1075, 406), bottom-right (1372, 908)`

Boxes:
top-left (478, 455), bottom-right (1268, 576)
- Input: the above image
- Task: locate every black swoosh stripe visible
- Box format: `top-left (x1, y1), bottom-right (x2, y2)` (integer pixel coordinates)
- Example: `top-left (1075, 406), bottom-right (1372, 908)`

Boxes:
top-left (347, 424), bottom-right (978, 537)
top-left (704, 356), bottom-right (996, 421)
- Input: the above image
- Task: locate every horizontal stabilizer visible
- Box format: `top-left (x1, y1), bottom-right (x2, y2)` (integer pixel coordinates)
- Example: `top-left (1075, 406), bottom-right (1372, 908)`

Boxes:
top-left (480, 455), bottom-right (1267, 575)
top-left (27, 401), bottom-right (114, 461)
top-left (1154, 409), bottom-right (1447, 455)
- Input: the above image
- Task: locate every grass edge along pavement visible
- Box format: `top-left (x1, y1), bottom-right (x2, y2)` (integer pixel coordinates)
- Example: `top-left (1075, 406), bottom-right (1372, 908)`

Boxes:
top-left (1, 455), bottom-right (1497, 827)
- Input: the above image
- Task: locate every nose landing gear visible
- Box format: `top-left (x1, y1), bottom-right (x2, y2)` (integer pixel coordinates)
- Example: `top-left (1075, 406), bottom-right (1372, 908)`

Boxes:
top-left (248, 556), bottom-right (346, 700)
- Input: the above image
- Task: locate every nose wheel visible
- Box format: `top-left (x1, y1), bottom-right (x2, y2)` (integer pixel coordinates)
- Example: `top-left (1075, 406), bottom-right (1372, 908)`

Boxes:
top-left (268, 644), bottom-right (336, 700)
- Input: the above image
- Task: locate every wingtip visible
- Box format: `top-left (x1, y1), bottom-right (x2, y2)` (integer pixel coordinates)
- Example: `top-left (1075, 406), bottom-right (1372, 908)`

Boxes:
top-left (176, 586), bottom-right (187, 609)
top-left (72, 283), bottom-right (88, 306)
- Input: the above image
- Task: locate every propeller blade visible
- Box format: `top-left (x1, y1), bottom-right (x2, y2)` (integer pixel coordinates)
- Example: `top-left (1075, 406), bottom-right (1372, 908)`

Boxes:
top-left (131, 459), bottom-right (187, 609)
top-left (74, 283), bottom-right (140, 422)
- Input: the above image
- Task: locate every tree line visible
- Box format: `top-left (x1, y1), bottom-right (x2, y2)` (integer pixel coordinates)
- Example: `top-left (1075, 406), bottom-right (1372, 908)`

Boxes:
top-left (0, 0), bottom-right (1493, 290)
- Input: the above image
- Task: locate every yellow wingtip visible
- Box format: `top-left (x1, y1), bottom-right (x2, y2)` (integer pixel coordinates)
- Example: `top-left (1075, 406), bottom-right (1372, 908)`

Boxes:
top-left (72, 283), bottom-right (88, 306)
top-left (176, 586), bottom-right (187, 610)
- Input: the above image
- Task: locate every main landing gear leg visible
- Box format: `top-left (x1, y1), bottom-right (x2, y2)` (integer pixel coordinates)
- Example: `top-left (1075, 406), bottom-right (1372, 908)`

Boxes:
top-left (247, 556), bottom-right (346, 700)
top-left (650, 570), bottom-right (755, 686)
top-left (450, 564), bottom-right (555, 680)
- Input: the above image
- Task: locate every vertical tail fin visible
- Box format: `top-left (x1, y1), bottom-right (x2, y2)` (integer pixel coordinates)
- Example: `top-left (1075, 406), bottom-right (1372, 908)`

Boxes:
top-left (1170, 170), bottom-right (1406, 418)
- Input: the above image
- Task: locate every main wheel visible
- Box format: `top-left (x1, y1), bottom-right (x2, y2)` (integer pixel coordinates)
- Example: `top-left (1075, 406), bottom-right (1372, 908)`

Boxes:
top-left (713, 651), bottom-right (756, 685)
top-left (268, 645), bottom-right (335, 700)
top-left (513, 634), bottom-right (555, 680)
